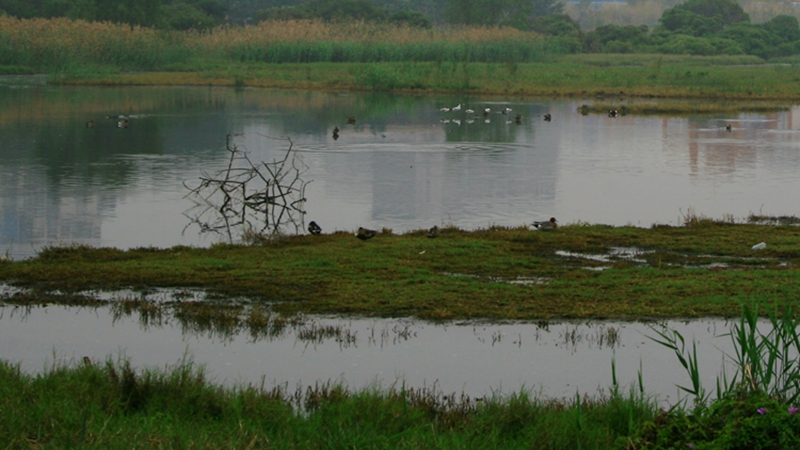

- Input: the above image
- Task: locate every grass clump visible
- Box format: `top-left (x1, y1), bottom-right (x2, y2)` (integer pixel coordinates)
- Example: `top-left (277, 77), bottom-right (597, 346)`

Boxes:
top-left (633, 303), bottom-right (800, 448)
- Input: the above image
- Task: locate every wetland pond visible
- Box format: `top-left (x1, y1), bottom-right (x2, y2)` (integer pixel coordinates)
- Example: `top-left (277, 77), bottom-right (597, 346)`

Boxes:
top-left (2, 77), bottom-right (799, 402)
top-left (0, 293), bottom-right (748, 405)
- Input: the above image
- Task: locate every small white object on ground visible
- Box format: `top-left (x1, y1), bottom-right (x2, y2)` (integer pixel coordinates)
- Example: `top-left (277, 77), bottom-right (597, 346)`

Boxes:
top-left (751, 242), bottom-right (766, 251)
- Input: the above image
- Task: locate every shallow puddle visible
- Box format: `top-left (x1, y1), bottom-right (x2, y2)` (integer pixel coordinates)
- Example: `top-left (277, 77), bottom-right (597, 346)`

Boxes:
top-left (0, 302), bottom-right (747, 405)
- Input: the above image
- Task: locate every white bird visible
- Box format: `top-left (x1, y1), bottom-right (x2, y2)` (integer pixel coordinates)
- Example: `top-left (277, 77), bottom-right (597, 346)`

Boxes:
top-left (452, 103), bottom-right (461, 112)
top-left (484, 108), bottom-right (491, 115)
top-left (502, 107), bottom-right (512, 115)
top-left (751, 242), bottom-right (766, 251)
top-left (465, 109), bottom-right (474, 114)
top-left (453, 119), bottom-right (461, 126)
top-left (440, 107), bottom-right (450, 112)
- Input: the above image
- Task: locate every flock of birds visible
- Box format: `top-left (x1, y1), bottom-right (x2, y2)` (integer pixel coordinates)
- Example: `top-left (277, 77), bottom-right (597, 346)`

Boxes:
top-left (305, 217), bottom-right (558, 241)
top-left (434, 103), bottom-right (622, 126)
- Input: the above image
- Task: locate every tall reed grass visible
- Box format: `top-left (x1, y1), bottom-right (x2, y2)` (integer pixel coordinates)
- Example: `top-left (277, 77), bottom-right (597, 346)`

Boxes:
top-left (0, 17), bottom-right (563, 73)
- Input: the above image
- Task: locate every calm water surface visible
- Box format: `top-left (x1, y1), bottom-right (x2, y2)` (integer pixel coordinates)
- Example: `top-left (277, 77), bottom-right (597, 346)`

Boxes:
top-left (0, 302), bottom-right (740, 404)
top-left (1, 78), bottom-right (799, 256)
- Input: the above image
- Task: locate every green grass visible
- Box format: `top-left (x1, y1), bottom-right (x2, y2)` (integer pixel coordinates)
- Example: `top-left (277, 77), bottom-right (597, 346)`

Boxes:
top-left (48, 58), bottom-right (800, 102)
top-left (2, 219), bottom-right (799, 321)
top-left (0, 356), bottom-right (656, 449)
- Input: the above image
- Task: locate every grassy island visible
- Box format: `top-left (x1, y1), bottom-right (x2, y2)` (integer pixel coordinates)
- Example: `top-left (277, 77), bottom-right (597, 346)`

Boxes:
top-left (2, 216), bottom-right (799, 321)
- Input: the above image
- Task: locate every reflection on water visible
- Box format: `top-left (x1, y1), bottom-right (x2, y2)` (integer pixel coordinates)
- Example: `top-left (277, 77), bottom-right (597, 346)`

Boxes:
top-left (0, 302), bottom-right (740, 404)
top-left (1, 79), bottom-right (800, 258)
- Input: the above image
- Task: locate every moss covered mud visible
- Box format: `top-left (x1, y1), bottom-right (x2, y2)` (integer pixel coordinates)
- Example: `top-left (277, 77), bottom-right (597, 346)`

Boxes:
top-left (2, 217), bottom-right (799, 321)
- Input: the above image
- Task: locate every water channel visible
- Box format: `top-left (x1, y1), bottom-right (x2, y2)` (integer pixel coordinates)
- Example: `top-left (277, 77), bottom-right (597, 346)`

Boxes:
top-left (1, 76), bottom-right (799, 402)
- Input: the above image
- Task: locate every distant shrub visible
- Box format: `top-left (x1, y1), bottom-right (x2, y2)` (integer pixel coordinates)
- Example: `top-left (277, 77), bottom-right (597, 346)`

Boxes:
top-left (659, 34), bottom-right (717, 55)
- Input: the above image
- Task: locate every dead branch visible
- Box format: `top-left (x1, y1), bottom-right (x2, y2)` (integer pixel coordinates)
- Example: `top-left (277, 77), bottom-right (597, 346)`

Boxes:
top-left (183, 134), bottom-right (310, 243)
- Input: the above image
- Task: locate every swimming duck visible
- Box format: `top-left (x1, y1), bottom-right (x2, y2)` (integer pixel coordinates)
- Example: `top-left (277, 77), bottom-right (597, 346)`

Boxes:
top-left (308, 221), bottom-right (322, 235)
top-left (439, 107), bottom-right (451, 112)
top-left (515, 114), bottom-right (522, 124)
top-left (452, 103), bottom-right (461, 112)
top-left (427, 225), bottom-right (439, 238)
top-left (483, 108), bottom-right (491, 116)
top-left (356, 227), bottom-right (378, 240)
top-left (86, 120), bottom-right (94, 128)
top-left (543, 113), bottom-right (551, 122)
top-left (608, 110), bottom-right (618, 118)
top-left (465, 108), bottom-right (475, 114)
top-left (502, 107), bottom-right (512, 115)
top-left (533, 217), bottom-right (558, 231)
top-left (347, 117), bottom-right (356, 125)
top-left (725, 124), bottom-right (732, 132)
top-left (117, 119), bottom-right (129, 128)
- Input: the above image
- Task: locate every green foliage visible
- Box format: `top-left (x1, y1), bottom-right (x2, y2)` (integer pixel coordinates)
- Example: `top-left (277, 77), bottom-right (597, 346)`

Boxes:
top-left (530, 13), bottom-right (581, 37)
top-left (762, 14), bottom-right (800, 44)
top-left (582, 24), bottom-right (650, 53)
top-left (158, 2), bottom-right (218, 30)
top-left (659, 34), bottom-right (718, 55)
top-left (389, 9), bottom-right (432, 28)
top-left (0, 0), bottom-right (227, 29)
top-left (444, 0), bottom-right (564, 29)
top-left (257, 0), bottom-right (389, 23)
top-left (720, 23), bottom-right (778, 59)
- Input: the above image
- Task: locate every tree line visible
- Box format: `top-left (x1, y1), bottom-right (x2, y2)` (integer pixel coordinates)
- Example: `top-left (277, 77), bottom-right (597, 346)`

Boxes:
top-left (0, 0), bottom-right (228, 30)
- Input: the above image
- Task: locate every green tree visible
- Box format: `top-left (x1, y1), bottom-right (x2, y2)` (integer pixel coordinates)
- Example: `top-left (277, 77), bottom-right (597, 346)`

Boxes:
top-left (389, 10), bottom-right (432, 28)
top-left (94, 0), bottom-right (162, 26)
top-left (582, 24), bottom-right (649, 53)
top-left (658, 0), bottom-right (748, 37)
top-left (158, 2), bottom-right (216, 30)
top-left (761, 15), bottom-right (800, 44)
top-left (257, 0), bottom-right (390, 22)
top-left (530, 13), bottom-right (580, 37)
top-left (444, 0), bottom-right (562, 29)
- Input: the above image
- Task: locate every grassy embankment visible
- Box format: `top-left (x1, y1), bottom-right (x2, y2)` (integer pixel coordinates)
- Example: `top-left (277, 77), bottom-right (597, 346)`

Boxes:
top-left (0, 356), bottom-right (656, 449)
top-left (2, 17), bottom-right (800, 110)
top-left (2, 215), bottom-right (799, 322)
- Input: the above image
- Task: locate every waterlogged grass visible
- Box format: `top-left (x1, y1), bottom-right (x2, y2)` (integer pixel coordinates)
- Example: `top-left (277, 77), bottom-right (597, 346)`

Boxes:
top-left (53, 59), bottom-right (800, 102)
top-left (1, 218), bottom-right (799, 320)
top-left (0, 357), bottom-right (656, 449)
